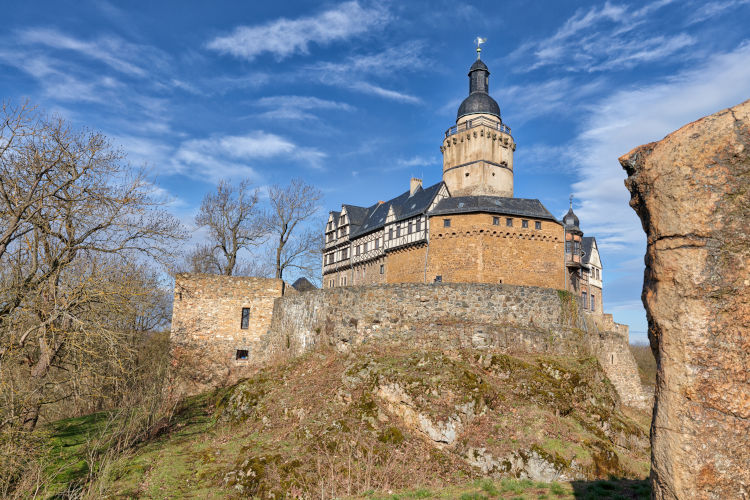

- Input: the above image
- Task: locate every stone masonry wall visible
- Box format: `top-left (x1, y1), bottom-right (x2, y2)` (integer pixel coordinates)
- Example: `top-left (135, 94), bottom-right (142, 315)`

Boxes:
top-left (620, 99), bottom-right (750, 499)
top-left (170, 274), bottom-right (284, 396)
top-left (263, 282), bottom-right (647, 408)
top-left (427, 213), bottom-right (565, 289)
top-left (386, 244), bottom-right (429, 283)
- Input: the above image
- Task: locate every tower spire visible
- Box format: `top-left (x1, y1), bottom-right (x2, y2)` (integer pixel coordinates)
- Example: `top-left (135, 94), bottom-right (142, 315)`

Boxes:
top-left (569, 194), bottom-right (574, 209)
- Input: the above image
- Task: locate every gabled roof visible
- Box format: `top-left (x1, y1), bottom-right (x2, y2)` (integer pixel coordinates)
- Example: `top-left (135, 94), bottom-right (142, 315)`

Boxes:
top-left (581, 236), bottom-right (600, 266)
top-left (429, 195), bottom-right (559, 222)
top-left (291, 277), bottom-right (317, 292)
top-left (342, 204), bottom-right (368, 233)
top-left (348, 181), bottom-right (445, 238)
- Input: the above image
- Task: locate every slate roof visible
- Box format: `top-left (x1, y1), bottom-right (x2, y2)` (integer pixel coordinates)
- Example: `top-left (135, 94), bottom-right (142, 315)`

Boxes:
top-left (348, 181), bottom-right (445, 239)
top-left (342, 204), bottom-right (369, 234)
top-left (581, 236), bottom-right (598, 266)
top-left (291, 277), bottom-right (317, 292)
top-left (429, 195), bottom-right (559, 222)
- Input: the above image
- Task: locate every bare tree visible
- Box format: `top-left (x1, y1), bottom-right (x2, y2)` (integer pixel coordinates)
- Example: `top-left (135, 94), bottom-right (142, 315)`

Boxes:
top-left (0, 101), bottom-right (185, 435)
top-left (266, 179), bottom-right (322, 280)
top-left (193, 178), bottom-right (265, 276)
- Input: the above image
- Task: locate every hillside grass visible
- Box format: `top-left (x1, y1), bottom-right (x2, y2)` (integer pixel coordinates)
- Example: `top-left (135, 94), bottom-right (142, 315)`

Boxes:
top-left (38, 345), bottom-right (651, 498)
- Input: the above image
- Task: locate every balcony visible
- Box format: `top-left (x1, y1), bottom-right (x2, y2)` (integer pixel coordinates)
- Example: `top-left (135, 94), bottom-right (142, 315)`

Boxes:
top-left (445, 116), bottom-right (512, 138)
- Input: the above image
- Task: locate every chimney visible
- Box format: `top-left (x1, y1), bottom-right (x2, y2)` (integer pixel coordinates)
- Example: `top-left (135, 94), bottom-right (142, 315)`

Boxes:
top-left (410, 177), bottom-right (422, 196)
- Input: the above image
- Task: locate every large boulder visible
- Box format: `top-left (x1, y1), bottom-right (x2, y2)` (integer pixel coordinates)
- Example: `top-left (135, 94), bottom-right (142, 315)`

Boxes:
top-left (620, 100), bottom-right (750, 499)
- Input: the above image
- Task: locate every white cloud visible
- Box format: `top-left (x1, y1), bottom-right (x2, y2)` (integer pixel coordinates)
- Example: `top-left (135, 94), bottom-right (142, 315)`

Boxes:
top-left (570, 41), bottom-right (750, 255)
top-left (206, 1), bottom-right (390, 61)
top-left (171, 131), bottom-right (327, 182)
top-left (500, 77), bottom-right (605, 122)
top-left (687, 0), bottom-right (750, 24)
top-left (302, 44), bottom-right (426, 103)
top-left (255, 95), bottom-right (353, 120)
top-left (18, 27), bottom-right (167, 77)
top-left (511, 0), bottom-right (692, 73)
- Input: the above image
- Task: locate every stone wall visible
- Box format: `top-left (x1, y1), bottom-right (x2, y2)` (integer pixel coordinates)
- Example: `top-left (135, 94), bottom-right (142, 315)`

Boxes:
top-left (170, 274), bottom-right (284, 396)
top-left (620, 99), bottom-right (750, 499)
top-left (386, 244), bottom-right (428, 283)
top-left (427, 213), bottom-right (565, 289)
top-left (263, 282), bottom-right (646, 408)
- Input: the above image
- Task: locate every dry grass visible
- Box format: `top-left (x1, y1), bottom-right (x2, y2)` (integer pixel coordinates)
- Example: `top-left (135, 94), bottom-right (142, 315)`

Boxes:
top-left (628, 344), bottom-right (656, 388)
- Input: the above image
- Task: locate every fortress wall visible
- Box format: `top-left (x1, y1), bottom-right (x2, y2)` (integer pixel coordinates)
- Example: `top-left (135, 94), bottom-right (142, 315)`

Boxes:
top-left (170, 274), bottom-right (284, 396)
top-left (385, 244), bottom-right (429, 283)
top-left (264, 282), bottom-right (646, 407)
top-left (426, 213), bottom-right (565, 289)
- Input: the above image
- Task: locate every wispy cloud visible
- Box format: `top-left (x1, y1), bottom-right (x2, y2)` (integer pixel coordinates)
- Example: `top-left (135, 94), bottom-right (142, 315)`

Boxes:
top-left (254, 95), bottom-right (353, 120)
top-left (206, 1), bottom-right (390, 61)
top-left (170, 131), bottom-right (327, 182)
top-left (569, 41), bottom-right (750, 255)
top-left (500, 77), bottom-right (605, 122)
top-left (302, 44), bottom-right (426, 103)
top-left (687, 0), bottom-right (750, 24)
top-left (510, 0), bottom-right (693, 73)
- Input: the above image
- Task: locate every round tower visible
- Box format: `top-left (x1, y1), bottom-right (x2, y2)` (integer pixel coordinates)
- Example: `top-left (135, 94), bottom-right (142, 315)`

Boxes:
top-left (440, 53), bottom-right (515, 197)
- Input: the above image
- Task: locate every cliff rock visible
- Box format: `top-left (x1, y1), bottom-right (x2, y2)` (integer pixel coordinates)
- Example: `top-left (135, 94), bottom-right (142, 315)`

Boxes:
top-left (620, 99), bottom-right (750, 499)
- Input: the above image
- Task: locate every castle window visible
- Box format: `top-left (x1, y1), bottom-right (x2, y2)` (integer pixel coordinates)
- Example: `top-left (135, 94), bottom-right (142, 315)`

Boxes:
top-left (522, 220), bottom-right (529, 228)
top-left (389, 228), bottom-right (393, 240)
top-left (434, 275), bottom-right (443, 283)
top-left (236, 349), bottom-right (249, 361)
top-left (591, 294), bottom-right (596, 311)
top-left (506, 218), bottom-right (513, 227)
top-left (240, 308), bottom-right (250, 329)
top-left (396, 226), bottom-right (401, 237)
top-left (416, 219), bottom-right (421, 231)
top-left (380, 264), bottom-right (384, 274)
top-left (535, 221), bottom-right (542, 230)
top-left (341, 276), bottom-right (346, 286)
top-left (375, 238), bottom-right (380, 249)
top-left (443, 219), bottom-right (451, 227)
top-left (408, 221), bottom-right (413, 234)
top-left (565, 241), bottom-right (572, 253)
top-left (581, 292), bottom-right (588, 309)
top-left (493, 217), bottom-right (500, 225)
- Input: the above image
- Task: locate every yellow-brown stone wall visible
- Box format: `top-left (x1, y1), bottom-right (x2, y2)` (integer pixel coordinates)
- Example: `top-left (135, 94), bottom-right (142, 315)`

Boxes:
top-left (170, 273), bottom-right (284, 396)
top-left (385, 244), bottom-right (428, 283)
top-left (352, 257), bottom-right (387, 286)
top-left (427, 213), bottom-right (564, 288)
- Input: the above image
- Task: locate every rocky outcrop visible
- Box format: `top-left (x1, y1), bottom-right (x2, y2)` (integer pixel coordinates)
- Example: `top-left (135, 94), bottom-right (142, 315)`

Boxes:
top-left (620, 99), bottom-right (750, 499)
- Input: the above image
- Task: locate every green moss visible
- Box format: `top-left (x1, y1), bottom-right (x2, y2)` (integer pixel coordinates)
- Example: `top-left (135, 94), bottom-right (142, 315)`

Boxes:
top-left (378, 426), bottom-right (405, 445)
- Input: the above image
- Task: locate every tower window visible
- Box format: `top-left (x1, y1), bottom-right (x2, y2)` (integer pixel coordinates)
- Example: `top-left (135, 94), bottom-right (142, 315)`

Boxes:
top-left (236, 349), bottom-right (249, 361)
top-left (522, 220), bottom-right (529, 228)
top-left (240, 308), bottom-right (250, 329)
top-left (493, 217), bottom-right (500, 225)
top-left (443, 219), bottom-right (451, 227)
top-left (506, 218), bottom-right (513, 227)
top-left (380, 264), bottom-right (384, 274)
top-left (535, 221), bottom-right (542, 230)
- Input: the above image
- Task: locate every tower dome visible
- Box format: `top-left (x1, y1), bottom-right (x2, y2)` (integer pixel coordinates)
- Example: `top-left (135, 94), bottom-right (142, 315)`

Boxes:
top-left (563, 206), bottom-right (580, 231)
top-left (456, 58), bottom-right (501, 120)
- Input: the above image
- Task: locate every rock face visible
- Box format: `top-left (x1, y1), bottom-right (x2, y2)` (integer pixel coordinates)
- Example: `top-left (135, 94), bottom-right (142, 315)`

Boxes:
top-left (620, 99), bottom-right (750, 499)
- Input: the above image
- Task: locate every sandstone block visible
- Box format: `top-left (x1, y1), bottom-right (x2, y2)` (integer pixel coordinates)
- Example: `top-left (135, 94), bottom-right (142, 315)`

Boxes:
top-left (620, 99), bottom-right (750, 500)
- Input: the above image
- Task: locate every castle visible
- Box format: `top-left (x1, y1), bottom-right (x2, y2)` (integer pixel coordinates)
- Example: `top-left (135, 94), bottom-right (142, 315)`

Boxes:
top-left (322, 54), bottom-right (604, 313)
top-left (170, 52), bottom-right (643, 408)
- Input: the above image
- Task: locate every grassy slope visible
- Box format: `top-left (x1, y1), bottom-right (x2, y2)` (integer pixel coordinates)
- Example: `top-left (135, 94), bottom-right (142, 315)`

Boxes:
top-left (43, 345), bottom-right (651, 499)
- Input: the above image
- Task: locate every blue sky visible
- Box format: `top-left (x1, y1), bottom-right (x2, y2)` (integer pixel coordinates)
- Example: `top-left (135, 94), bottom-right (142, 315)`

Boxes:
top-left (2, 0), bottom-right (750, 343)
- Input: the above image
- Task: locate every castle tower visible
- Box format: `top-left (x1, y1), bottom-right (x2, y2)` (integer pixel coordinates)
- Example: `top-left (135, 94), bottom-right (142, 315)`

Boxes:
top-left (440, 51), bottom-right (515, 197)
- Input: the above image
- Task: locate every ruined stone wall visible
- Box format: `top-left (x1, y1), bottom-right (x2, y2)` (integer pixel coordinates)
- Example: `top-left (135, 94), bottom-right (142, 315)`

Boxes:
top-left (620, 99), bottom-right (750, 499)
top-left (170, 274), bottom-right (284, 396)
top-left (427, 213), bottom-right (565, 289)
top-left (264, 283), bottom-right (646, 408)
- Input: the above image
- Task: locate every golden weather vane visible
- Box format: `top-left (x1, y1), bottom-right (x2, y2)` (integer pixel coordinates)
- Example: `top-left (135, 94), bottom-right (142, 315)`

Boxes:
top-left (474, 37), bottom-right (486, 59)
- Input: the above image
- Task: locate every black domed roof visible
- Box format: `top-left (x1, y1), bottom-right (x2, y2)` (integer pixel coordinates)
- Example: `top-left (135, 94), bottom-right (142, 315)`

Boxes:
top-left (457, 93), bottom-right (501, 120)
top-left (469, 59), bottom-right (488, 72)
top-left (563, 207), bottom-right (580, 230)
top-left (456, 57), bottom-right (501, 120)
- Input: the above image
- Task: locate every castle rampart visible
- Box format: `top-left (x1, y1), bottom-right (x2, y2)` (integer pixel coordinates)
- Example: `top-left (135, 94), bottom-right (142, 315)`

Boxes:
top-left (261, 282), bottom-right (647, 408)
